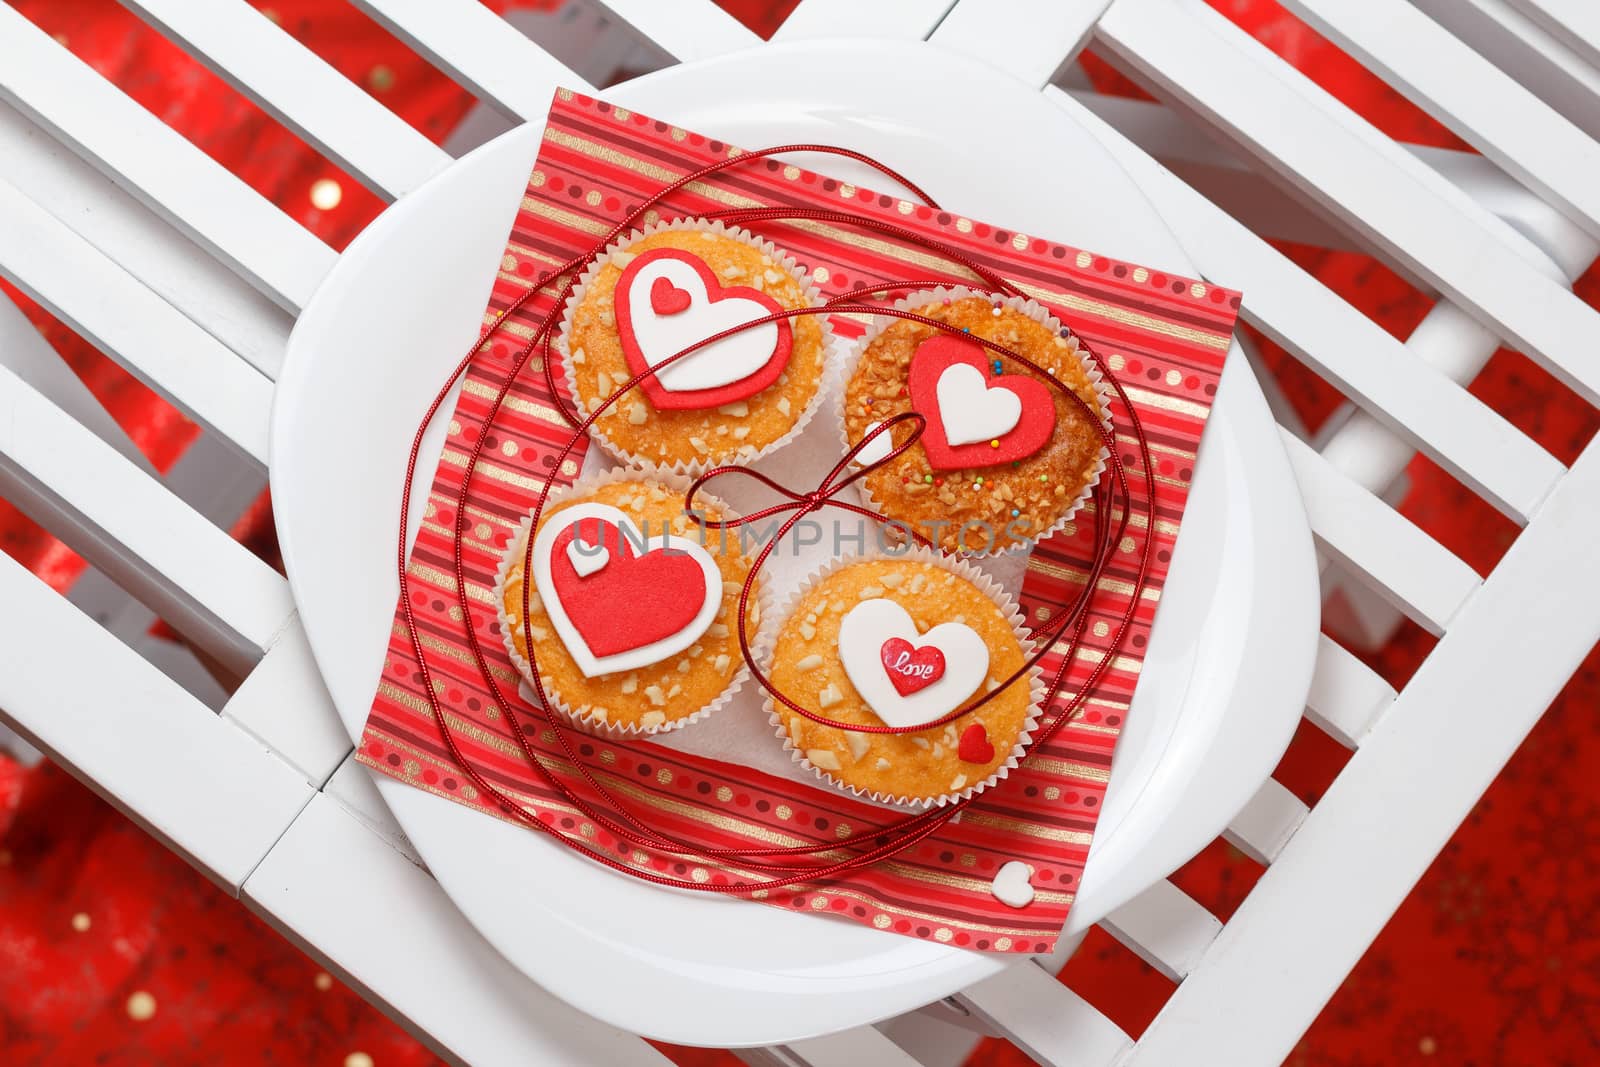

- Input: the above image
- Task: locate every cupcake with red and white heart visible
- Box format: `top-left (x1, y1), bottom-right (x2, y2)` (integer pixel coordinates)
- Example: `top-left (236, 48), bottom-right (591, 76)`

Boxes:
top-left (559, 219), bottom-right (833, 473)
top-left (759, 549), bottom-right (1043, 807)
top-left (496, 469), bottom-right (763, 736)
top-left (841, 287), bottom-right (1111, 555)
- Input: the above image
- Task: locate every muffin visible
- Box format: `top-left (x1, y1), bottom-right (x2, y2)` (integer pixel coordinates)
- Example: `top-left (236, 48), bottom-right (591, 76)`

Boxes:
top-left (496, 470), bottom-right (762, 735)
top-left (842, 288), bottom-right (1110, 554)
top-left (559, 218), bottom-right (832, 471)
top-left (761, 551), bottom-right (1042, 807)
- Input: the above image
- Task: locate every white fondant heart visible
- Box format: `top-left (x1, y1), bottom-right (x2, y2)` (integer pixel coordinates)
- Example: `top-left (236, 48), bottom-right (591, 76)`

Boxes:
top-left (836, 599), bottom-right (989, 729)
top-left (851, 420), bottom-right (892, 467)
top-left (530, 503), bottom-right (720, 678)
top-left (566, 536), bottom-right (609, 577)
top-left (990, 861), bottom-right (1035, 909)
top-left (936, 362), bottom-right (1022, 446)
top-left (624, 254), bottom-right (779, 392)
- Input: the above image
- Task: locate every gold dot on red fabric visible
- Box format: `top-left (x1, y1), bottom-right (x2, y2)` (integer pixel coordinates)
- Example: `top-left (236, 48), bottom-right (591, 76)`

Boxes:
top-left (314, 972), bottom-right (334, 992)
top-left (71, 913), bottom-right (90, 933)
top-left (366, 65), bottom-right (395, 92)
top-left (126, 991), bottom-right (157, 1022)
top-left (310, 179), bottom-right (342, 211)
top-left (344, 1054), bottom-right (374, 1067)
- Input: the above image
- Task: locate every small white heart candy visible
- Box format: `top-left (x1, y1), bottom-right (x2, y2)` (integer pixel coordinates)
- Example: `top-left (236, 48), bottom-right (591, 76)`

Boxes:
top-left (566, 536), bottom-right (609, 577)
top-left (937, 362), bottom-right (1022, 446)
top-left (990, 861), bottom-right (1035, 909)
top-left (851, 420), bottom-right (892, 467)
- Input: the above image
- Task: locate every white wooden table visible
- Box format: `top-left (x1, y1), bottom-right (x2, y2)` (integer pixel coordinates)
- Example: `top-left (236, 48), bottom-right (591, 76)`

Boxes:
top-left (2, 1), bottom-right (1599, 1063)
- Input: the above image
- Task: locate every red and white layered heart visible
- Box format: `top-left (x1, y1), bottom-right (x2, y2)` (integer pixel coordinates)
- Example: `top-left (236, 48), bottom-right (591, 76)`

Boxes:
top-left (907, 335), bottom-right (1056, 470)
top-left (530, 502), bottom-right (721, 677)
top-left (837, 599), bottom-right (989, 728)
top-left (615, 247), bottom-right (792, 410)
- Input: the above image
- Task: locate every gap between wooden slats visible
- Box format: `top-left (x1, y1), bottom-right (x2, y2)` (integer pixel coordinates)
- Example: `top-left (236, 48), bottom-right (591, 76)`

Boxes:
top-left (0, 4), bottom-right (335, 312)
top-left (0, 101), bottom-right (292, 375)
top-left (1047, 85), bottom-right (1563, 524)
top-left (1280, 428), bottom-right (1482, 635)
top-left (594, 0), bottom-right (760, 60)
top-left (120, 0), bottom-right (450, 200)
top-left (351, 0), bottom-right (593, 121)
top-left (0, 178), bottom-right (275, 462)
top-left (1282, 0), bottom-right (1600, 243)
top-left (1093, 0), bottom-right (1600, 408)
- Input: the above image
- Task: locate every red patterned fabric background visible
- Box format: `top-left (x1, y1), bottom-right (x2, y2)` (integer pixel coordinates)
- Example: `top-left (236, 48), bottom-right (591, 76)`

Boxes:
top-left (0, 1), bottom-right (1595, 1064)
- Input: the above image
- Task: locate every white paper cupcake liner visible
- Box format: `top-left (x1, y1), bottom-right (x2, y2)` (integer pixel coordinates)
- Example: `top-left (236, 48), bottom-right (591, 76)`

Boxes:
top-left (556, 217), bottom-right (836, 476)
top-left (494, 465), bottom-right (770, 738)
top-left (836, 286), bottom-right (1114, 558)
top-left (753, 544), bottom-right (1046, 809)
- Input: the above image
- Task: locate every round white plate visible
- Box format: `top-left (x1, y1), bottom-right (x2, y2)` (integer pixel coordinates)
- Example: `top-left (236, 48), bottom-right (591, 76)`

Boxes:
top-left (271, 40), bottom-right (1318, 1047)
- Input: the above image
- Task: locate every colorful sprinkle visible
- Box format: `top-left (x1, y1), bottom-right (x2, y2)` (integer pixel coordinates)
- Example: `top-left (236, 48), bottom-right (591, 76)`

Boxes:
top-left (991, 306), bottom-right (1002, 317)
top-left (961, 327), bottom-right (971, 334)
top-left (1011, 509), bottom-right (1021, 518)
top-left (990, 439), bottom-right (999, 448)
top-left (1059, 328), bottom-right (1070, 338)
top-left (924, 474), bottom-right (933, 483)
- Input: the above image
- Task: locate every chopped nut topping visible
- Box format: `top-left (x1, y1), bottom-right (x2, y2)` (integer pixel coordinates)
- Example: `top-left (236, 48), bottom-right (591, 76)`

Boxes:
top-left (950, 774), bottom-right (968, 791)
top-left (796, 654), bottom-right (824, 672)
top-left (620, 674), bottom-right (638, 694)
top-left (644, 685), bottom-right (667, 706)
top-left (717, 401), bottom-right (750, 417)
top-left (858, 585), bottom-right (883, 599)
top-left (879, 573), bottom-right (905, 588)
top-left (911, 737), bottom-right (931, 750)
top-left (713, 654), bottom-right (731, 673)
top-left (799, 622), bottom-right (816, 641)
top-left (807, 748), bottom-right (841, 771)
top-left (676, 658), bottom-right (691, 673)
top-left (777, 397), bottom-right (792, 417)
top-left (874, 758), bottom-right (892, 772)
top-left (846, 732), bottom-right (870, 762)
top-left (708, 623), bottom-right (729, 638)
top-left (640, 710), bottom-right (666, 729)
top-left (818, 683), bottom-right (844, 709)
top-left (627, 402), bottom-right (648, 425)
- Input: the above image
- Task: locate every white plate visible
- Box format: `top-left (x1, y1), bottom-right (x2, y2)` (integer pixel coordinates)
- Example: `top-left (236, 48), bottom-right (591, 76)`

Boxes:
top-left (271, 40), bottom-right (1318, 1047)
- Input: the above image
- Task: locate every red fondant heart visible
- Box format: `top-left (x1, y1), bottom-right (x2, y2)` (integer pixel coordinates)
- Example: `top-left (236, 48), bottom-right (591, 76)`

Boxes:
top-left (550, 518), bottom-right (707, 658)
top-left (649, 275), bottom-right (691, 315)
top-left (880, 637), bottom-right (946, 697)
top-left (614, 247), bottom-right (793, 410)
top-left (958, 723), bottom-right (995, 763)
top-left (907, 335), bottom-right (1057, 471)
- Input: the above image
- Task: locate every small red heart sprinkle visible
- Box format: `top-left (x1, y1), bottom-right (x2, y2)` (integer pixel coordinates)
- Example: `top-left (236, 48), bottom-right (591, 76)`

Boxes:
top-left (649, 275), bottom-right (692, 314)
top-left (958, 723), bottom-right (995, 763)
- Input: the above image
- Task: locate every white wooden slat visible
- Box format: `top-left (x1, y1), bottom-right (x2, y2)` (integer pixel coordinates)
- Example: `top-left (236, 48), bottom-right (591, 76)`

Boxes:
top-left (1099, 879), bottom-right (1222, 982)
top-left (1505, 0), bottom-right (1600, 70)
top-left (761, 1027), bottom-right (927, 1067)
top-left (1304, 633), bottom-right (1396, 749)
top-left (0, 4), bottom-right (336, 313)
top-left (594, 0), bottom-right (760, 61)
top-left (352, 0), bottom-right (592, 122)
top-left (1223, 778), bottom-right (1310, 865)
top-left (0, 179), bottom-right (274, 463)
top-left (118, 0), bottom-right (449, 200)
top-left (955, 961), bottom-right (1132, 1067)
top-left (0, 550), bottom-right (311, 891)
top-left (877, 1007), bottom-right (986, 1067)
top-left (222, 617), bottom-right (353, 787)
top-left (0, 358), bottom-right (292, 677)
top-left (931, 0), bottom-right (1108, 87)
top-left (1048, 86), bottom-right (1564, 523)
top-left (324, 753), bottom-right (425, 869)
top-left (1281, 428), bottom-right (1481, 635)
top-left (1128, 434), bottom-right (1600, 1067)
top-left (773, 0), bottom-right (956, 42)
top-left (1094, 0), bottom-right (1600, 408)
top-left (1413, 0), bottom-right (1600, 142)
top-left (0, 102), bottom-right (292, 379)
top-left (1283, 0), bottom-right (1600, 243)
top-left (243, 793), bottom-right (670, 1066)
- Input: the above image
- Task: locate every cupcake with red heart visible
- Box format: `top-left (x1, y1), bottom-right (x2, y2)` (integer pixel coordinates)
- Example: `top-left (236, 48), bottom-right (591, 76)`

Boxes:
top-left (840, 287), bottom-right (1111, 554)
top-left (758, 549), bottom-right (1044, 807)
top-left (496, 469), bottom-right (764, 736)
top-left (559, 219), bottom-right (833, 472)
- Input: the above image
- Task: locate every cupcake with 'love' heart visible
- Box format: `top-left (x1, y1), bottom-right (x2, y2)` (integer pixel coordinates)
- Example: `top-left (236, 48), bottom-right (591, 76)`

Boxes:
top-left (495, 468), bottom-right (767, 737)
top-left (840, 287), bottom-right (1111, 555)
top-left (756, 547), bottom-right (1044, 808)
top-left (558, 218), bottom-right (834, 474)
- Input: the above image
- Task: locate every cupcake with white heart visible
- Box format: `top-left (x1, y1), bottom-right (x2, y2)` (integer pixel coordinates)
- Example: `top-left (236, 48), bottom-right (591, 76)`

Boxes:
top-left (839, 286), bottom-right (1111, 555)
top-left (495, 468), bottom-right (765, 736)
top-left (758, 548), bottom-right (1044, 807)
top-left (558, 218), bottom-right (833, 473)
